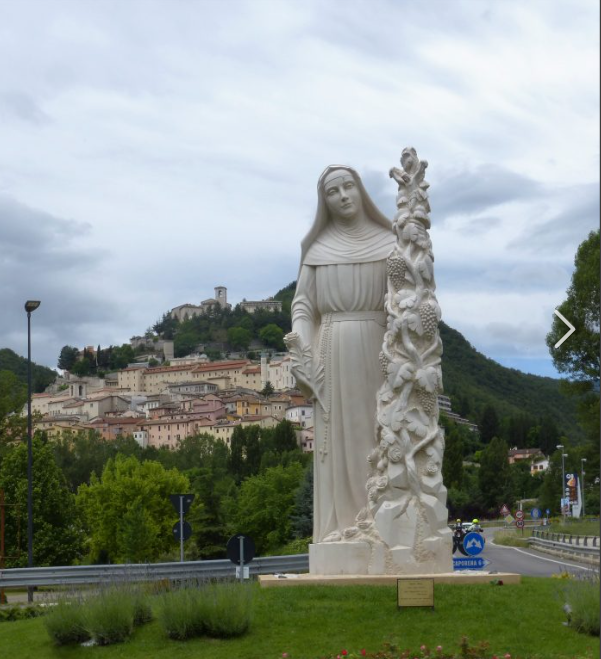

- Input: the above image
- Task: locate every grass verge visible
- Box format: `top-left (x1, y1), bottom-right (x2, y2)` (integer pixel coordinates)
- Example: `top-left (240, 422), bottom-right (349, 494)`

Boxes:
top-left (0, 577), bottom-right (598, 658)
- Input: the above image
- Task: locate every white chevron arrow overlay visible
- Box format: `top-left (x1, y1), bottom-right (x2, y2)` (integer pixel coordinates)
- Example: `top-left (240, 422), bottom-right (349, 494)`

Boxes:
top-left (553, 309), bottom-right (575, 348)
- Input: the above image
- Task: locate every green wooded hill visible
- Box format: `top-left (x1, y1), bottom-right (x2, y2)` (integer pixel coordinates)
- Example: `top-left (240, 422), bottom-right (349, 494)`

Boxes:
top-left (439, 322), bottom-right (578, 437)
top-left (0, 348), bottom-right (58, 393)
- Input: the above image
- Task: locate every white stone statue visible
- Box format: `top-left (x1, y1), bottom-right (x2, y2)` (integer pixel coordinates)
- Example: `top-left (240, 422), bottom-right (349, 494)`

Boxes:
top-left (285, 165), bottom-right (395, 545)
top-left (287, 153), bottom-right (451, 575)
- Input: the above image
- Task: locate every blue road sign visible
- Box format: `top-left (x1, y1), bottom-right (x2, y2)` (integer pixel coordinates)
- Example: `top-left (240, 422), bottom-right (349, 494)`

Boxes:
top-left (463, 532), bottom-right (485, 556)
top-left (530, 507), bottom-right (541, 519)
top-left (453, 557), bottom-right (491, 570)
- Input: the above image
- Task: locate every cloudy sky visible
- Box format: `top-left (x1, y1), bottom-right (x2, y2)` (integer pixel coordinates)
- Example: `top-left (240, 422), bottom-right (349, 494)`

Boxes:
top-left (0, 0), bottom-right (598, 377)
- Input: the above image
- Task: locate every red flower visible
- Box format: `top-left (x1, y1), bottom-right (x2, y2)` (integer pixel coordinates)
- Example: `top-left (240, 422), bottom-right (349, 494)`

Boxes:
top-left (341, 652), bottom-right (348, 657)
top-left (361, 651), bottom-right (367, 657)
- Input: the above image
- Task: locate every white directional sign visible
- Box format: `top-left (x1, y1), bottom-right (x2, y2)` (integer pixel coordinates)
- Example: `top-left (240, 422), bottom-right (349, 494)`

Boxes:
top-left (553, 309), bottom-right (575, 348)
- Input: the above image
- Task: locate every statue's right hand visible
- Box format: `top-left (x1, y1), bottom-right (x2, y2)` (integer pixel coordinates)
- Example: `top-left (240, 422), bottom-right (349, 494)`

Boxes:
top-left (291, 366), bottom-right (314, 400)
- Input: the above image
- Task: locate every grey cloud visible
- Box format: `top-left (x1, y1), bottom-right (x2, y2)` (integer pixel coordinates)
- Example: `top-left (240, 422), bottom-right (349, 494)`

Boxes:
top-left (429, 164), bottom-right (542, 220)
top-left (0, 196), bottom-right (122, 367)
top-left (508, 183), bottom-right (599, 252)
top-left (0, 92), bottom-right (51, 124)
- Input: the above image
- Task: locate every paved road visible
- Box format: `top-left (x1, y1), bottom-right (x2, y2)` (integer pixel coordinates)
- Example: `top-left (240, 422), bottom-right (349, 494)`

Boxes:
top-left (478, 527), bottom-right (596, 577)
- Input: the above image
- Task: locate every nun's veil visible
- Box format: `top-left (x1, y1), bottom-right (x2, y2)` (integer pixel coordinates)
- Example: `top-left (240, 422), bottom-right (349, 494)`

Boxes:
top-left (299, 165), bottom-right (393, 270)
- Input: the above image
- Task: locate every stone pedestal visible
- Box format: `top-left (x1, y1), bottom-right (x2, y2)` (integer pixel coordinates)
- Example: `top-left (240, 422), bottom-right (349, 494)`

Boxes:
top-left (309, 541), bottom-right (385, 575)
top-left (309, 533), bottom-right (453, 576)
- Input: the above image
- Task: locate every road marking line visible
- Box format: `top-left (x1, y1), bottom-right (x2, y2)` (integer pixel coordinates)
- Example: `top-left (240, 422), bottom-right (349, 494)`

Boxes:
top-left (489, 539), bottom-right (594, 571)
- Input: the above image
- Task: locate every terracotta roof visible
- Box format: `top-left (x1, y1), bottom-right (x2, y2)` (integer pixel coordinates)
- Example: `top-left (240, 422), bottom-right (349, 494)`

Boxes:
top-left (191, 360), bottom-right (249, 373)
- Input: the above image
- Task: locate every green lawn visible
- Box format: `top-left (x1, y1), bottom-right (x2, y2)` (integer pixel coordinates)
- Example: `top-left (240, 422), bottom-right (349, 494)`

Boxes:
top-left (0, 578), bottom-right (598, 659)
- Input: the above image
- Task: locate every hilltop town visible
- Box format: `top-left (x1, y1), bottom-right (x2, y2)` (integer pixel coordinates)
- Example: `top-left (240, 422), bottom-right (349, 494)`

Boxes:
top-left (25, 285), bottom-right (476, 454)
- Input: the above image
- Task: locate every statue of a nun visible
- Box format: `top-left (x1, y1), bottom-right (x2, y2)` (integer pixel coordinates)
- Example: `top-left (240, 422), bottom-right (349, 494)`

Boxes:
top-left (286, 165), bottom-right (395, 543)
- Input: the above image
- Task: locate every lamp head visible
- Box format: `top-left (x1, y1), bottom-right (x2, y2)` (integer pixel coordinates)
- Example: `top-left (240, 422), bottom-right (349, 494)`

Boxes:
top-left (24, 300), bottom-right (41, 313)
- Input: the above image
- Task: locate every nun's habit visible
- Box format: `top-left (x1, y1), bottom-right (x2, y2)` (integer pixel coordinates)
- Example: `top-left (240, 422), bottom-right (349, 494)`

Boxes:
top-left (291, 165), bottom-right (395, 542)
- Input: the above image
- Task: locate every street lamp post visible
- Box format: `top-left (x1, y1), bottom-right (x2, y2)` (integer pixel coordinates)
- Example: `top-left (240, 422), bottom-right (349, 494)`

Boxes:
top-left (581, 458), bottom-right (587, 518)
top-left (25, 300), bottom-right (40, 603)
top-left (556, 444), bottom-right (566, 520)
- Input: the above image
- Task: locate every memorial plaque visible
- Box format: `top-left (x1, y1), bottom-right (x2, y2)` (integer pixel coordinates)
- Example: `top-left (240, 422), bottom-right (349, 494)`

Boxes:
top-left (397, 578), bottom-right (434, 609)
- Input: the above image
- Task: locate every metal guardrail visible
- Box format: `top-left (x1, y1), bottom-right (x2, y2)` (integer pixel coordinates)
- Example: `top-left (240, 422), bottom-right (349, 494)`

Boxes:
top-left (531, 529), bottom-right (599, 548)
top-left (528, 531), bottom-right (600, 564)
top-left (0, 554), bottom-right (309, 589)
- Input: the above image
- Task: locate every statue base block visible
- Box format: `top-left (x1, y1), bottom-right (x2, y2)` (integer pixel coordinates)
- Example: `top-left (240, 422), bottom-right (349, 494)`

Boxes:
top-left (309, 541), bottom-right (385, 575)
top-left (310, 538), bottom-right (453, 575)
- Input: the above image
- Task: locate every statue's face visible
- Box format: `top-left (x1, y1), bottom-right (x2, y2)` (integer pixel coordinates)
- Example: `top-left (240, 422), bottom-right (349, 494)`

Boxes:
top-left (323, 170), bottom-right (363, 220)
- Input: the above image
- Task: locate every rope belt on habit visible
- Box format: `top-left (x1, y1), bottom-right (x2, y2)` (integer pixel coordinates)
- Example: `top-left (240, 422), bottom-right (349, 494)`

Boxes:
top-left (323, 310), bottom-right (386, 323)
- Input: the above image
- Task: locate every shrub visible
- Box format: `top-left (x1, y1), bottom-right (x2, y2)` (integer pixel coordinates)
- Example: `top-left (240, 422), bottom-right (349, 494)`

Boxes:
top-left (44, 599), bottom-right (90, 646)
top-left (0, 603), bottom-right (48, 623)
top-left (203, 581), bottom-right (252, 638)
top-left (564, 572), bottom-right (600, 636)
top-left (157, 580), bottom-right (253, 641)
top-left (158, 586), bottom-right (205, 640)
top-left (84, 587), bottom-right (134, 645)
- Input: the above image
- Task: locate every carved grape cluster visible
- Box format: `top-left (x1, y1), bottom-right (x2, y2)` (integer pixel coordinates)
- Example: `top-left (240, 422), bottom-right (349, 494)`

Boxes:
top-left (419, 303), bottom-right (438, 338)
top-left (378, 351), bottom-right (389, 376)
top-left (417, 388), bottom-right (437, 414)
top-left (387, 253), bottom-right (407, 290)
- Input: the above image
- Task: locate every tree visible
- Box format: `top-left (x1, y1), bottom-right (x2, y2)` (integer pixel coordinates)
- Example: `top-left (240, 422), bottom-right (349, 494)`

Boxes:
top-left (227, 327), bottom-right (252, 351)
top-left (228, 462), bottom-right (304, 553)
top-left (118, 499), bottom-right (160, 563)
top-left (442, 424), bottom-right (464, 490)
top-left (479, 405), bottom-right (500, 444)
top-left (228, 426), bottom-right (246, 483)
top-left (76, 454), bottom-right (189, 563)
top-left (478, 437), bottom-right (512, 511)
top-left (546, 230), bottom-right (600, 383)
top-left (273, 420), bottom-right (298, 453)
top-left (0, 370), bottom-right (26, 419)
top-left (0, 436), bottom-right (84, 567)
top-left (259, 324), bottom-right (285, 351)
top-left (57, 345), bottom-right (79, 372)
top-left (260, 381), bottom-right (275, 397)
top-left (290, 462), bottom-right (313, 538)
top-left (71, 358), bottom-right (91, 377)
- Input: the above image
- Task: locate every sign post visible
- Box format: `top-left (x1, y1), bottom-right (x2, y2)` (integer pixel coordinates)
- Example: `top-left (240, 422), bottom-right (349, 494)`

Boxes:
top-left (227, 534), bottom-right (255, 581)
top-left (169, 494), bottom-right (195, 562)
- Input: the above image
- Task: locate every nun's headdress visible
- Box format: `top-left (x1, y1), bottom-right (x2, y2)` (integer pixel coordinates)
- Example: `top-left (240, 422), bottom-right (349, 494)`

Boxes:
top-left (300, 165), bottom-right (393, 268)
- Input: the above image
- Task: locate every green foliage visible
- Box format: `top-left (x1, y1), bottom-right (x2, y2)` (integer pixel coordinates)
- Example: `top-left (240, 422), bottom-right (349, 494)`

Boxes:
top-left (227, 326), bottom-right (252, 350)
top-left (478, 437), bottom-right (512, 511)
top-left (0, 370), bottom-right (26, 418)
top-left (290, 461), bottom-right (313, 538)
top-left (478, 405), bottom-right (499, 444)
top-left (439, 323), bottom-right (581, 439)
top-left (157, 581), bottom-right (252, 640)
top-left (44, 598), bottom-right (90, 645)
top-left (228, 462), bottom-right (304, 553)
top-left (158, 586), bottom-right (205, 640)
top-left (259, 323), bottom-right (285, 350)
top-left (442, 423), bottom-right (464, 489)
top-left (0, 348), bottom-right (56, 393)
top-left (260, 380), bottom-right (275, 396)
top-left (0, 604), bottom-right (47, 623)
top-left (76, 454), bottom-right (189, 563)
top-left (0, 436), bottom-right (84, 567)
top-left (83, 588), bottom-right (135, 645)
top-left (563, 572), bottom-right (600, 636)
top-left (547, 230), bottom-right (600, 383)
